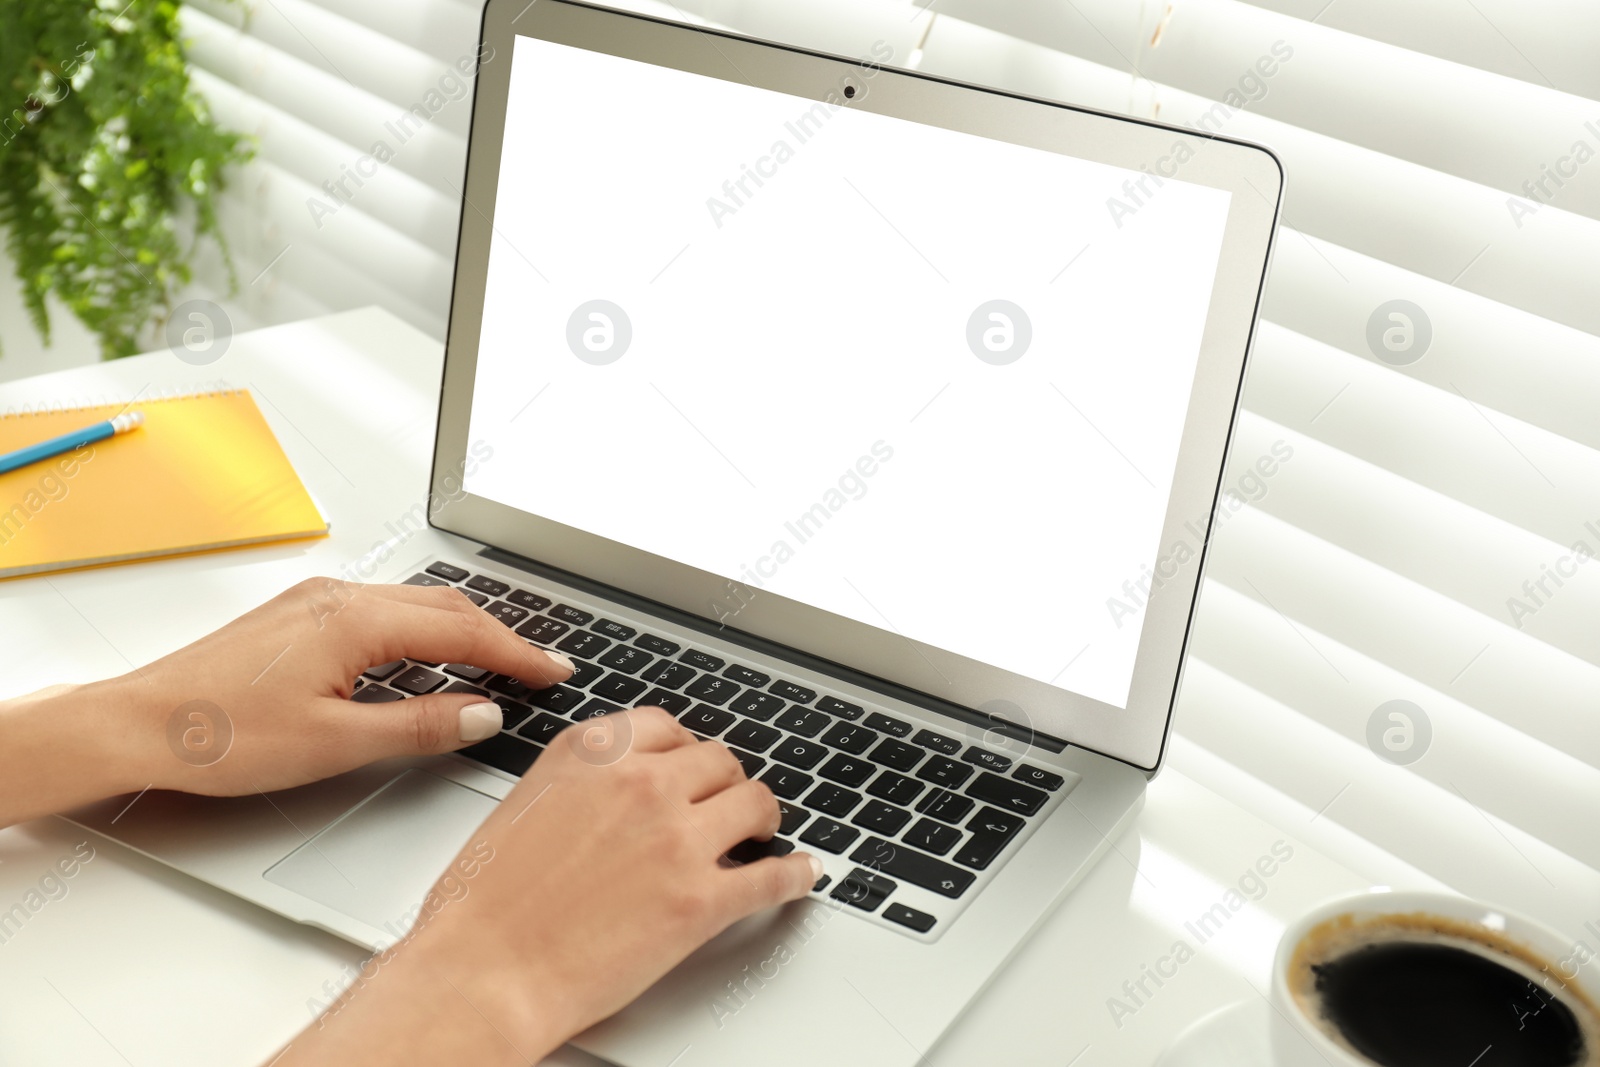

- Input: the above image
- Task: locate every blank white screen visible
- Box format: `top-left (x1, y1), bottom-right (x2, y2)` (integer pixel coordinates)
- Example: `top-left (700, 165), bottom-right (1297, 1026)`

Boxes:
top-left (466, 36), bottom-right (1232, 709)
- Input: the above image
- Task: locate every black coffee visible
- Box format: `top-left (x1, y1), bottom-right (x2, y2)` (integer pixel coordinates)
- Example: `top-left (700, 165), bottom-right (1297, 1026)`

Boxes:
top-left (1312, 939), bottom-right (1586, 1067)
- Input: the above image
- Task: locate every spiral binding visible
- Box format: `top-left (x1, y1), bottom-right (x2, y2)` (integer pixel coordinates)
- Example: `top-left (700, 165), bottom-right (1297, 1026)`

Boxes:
top-left (0, 382), bottom-right (241, 419)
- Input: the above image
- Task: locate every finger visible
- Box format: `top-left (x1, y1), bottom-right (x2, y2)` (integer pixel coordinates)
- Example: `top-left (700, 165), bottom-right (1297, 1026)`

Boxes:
top-left (717, 852), bottom-right (823, 918)
top-left (349, 586), bottom-right (572, 686)
top-left (653, 739), bottom-right (746, 802)
top-left (319, 691), bottom-right (506, 764)
top-left (694, 778), bottom-right (781, 851)
top-left (614, 706), bottom-right (698, 755)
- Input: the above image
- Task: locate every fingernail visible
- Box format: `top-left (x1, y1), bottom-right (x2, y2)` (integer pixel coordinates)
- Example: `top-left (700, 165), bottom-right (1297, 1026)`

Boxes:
top-left (542, 649), bottom-right (576, 676)
top-left (805, 853), bottom-right (824, 885)
top-left (458, 702), bottom-right (502, 742)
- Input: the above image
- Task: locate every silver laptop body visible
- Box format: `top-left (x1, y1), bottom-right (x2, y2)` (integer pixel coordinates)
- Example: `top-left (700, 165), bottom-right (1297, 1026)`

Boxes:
top-left (65, 3), bottom-right (1281, 1064)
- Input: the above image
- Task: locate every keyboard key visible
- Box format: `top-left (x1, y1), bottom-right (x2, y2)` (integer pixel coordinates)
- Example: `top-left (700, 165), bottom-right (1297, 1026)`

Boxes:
top-left (811, 874), bottom-right (831, 893)
top-left (912, 729), bottom-right (962, 755)
top-left (465, 575), bottom-right (510, 598)
top-left (870, 739), bottom-right (924, 772)
top-left (773, 708), bottom-right (830, 738)
top-left (440, 680), bottom-right (490, 699)
top-left (820, 722), bottom-right (877, 755)
top-left (530, 685), bottom-right (584, 713)
top-left (917, 755), bottom-right (974, 789)
top-left (883, 903), bottom-right (936, 934)
top-left (816, 696), bottom-right (863, 720)
top-left (425, 561), bottom-right (469, 582)
top-left (517, 712), bottom-right (572, 745)
top-left (640, 661), bottom-right (696, 689)
top-left (485, 601), bottom-right (530, 627)
top-left (459, 733), bottom-right (540, 776)
top-left (804, 783), bottom-right (862, 818)
top-left (903, 818), bottom-right (962, 856)
top-left (443, 663), bottom-right (491, 682)
top-left (635, 633), bottom-right (680, 656)
top-left (573, 698), bottom-right (621, 720)
top-left (730, 749), bottom-right (766, 778)
top-left (969, 807), bottom-right (1024, 835)
top-left (863, 712), bottom-right (911, 737)
top-left (962, 747), bottom-right (1013, 773)
top-left (680, 649), bottom-right (724, 671)
top-left (771, 737), bottom-right (828, 770)
top-left (727, 691), bottom-right (785, 721)
top-left (515, 616), bottom-right (570, 643)
top-left (684, 675), bottom-right (739, 705)
top-left (592, 619), bottom-right (636, 640)
top-left (777, 802), bottom-right (809, 836)
top-left (549, 604), bottom-right (593, 626)
top-left (915, 788), bottom-right (975, 825)
top-left (488, 674), bottom-right (534, 702)
top-left (954, 808), bottom-right (1025, 870)
top-left (403, 573), bottom-right (449, 587)
top-left (725, 720), bottom-right (782, 753)
top-left (497, 700), bottom-right (534, 731)
top-left (769, 680), bottom-right (816, 704)
top-left (363, 660), bottom-right (405, 681)
top-left (967, 772), bottom-right (1048, 816)
top-left (1013, 764), bottom-right (1067, 791)
top-left (592, 673), bottom-right (648, 704)
top-left (597, 645), bottom-right (652, 673)
top-left (800, 818), bottom-right (860, 855)
top-left (391, 665), bottom-right (447, 695)
top-left (830, 867), bottom-right (894, 910)
top-left (555, 631), bottom-right (611, 659)
top-left (351, 684), bottom-right (403, 703)
top-left (760, 766), bottom-right (814, 800)
top-left (568, 659), bottom-right (604, 688)
top-left (505, 589), bottom-right (552, 612)
top-left (867, 770), bottom-right (924, 806)
top-left (723, 664), bottom-right (769, 687)
top-left (852, 800), bottom-right (911, 836)
top-left (850, 838), bottom-right (976, 898)
top-left (638, 688), bottom-right (692, 714)
top-left (460, 590), bottom-right (489, 607)
top-left (681, 705), bottom-right (735, 736)
top-left (818, 753), bottom-right (874, 789)
top-left (726, 837), bottom-right (793, 865)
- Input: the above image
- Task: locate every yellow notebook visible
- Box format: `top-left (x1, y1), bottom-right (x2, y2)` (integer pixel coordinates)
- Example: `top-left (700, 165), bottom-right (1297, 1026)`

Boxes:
top-left (0, 389), bottom-right (328, 579)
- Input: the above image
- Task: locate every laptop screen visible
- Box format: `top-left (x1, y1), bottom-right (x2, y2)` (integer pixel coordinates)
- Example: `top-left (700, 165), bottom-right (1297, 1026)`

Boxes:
top-left (464, 35), bottom-right (1233, 713)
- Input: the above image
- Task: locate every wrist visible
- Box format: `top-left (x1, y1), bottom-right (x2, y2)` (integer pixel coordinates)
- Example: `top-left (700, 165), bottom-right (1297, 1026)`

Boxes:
top-left (0, 677), bottom-right (159, 825)
top-left (401, 919), bottom-right (573, 1058)
top-left (285, 930), bottom-right (568, 1066)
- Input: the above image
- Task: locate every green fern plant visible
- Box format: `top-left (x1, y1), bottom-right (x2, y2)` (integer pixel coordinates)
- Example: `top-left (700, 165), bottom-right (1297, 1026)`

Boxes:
top-left (0, 0), bottom-right (252, 359)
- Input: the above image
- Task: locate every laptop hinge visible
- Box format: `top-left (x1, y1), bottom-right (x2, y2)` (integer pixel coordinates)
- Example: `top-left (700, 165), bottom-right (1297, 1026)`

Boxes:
top-left (476, 545), bottom-right (1068, 756)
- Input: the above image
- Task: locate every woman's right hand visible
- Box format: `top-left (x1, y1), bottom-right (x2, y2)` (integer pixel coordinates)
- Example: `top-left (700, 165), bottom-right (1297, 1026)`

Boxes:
top-left (279, 706), bottom-right (821, 1065)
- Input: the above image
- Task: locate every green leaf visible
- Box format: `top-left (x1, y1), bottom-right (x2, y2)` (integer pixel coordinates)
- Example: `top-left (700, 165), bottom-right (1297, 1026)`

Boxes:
top-left (0, 0), bottom-right (253, 360)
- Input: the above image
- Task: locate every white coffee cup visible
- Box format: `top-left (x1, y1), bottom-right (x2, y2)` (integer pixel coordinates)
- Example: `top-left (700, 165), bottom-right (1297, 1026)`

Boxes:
top-left (1270, 889), bottom-right (1600, 1067)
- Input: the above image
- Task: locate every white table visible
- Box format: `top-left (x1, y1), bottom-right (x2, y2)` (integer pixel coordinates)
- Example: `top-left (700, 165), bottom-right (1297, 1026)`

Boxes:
top-left (0, 308), bottom-right (1491, 1066)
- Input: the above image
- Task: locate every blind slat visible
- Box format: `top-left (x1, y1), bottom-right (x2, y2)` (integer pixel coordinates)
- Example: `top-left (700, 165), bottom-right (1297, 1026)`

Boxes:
top-left (1234, 0), bottom-right (1600, 101)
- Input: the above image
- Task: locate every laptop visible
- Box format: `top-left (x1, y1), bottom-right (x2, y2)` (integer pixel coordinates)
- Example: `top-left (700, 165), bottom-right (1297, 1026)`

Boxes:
top-left (64, 2), bottom-right (1281, 1062)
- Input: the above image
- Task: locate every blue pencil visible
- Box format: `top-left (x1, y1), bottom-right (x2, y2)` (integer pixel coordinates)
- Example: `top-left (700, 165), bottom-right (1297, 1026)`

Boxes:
top-left (0, 411), bottom-right (145, 475)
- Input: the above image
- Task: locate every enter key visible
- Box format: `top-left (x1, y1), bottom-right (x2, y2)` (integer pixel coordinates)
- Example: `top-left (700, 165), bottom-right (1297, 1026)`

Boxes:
top-left (952, 807), bottom-right (1025, 870)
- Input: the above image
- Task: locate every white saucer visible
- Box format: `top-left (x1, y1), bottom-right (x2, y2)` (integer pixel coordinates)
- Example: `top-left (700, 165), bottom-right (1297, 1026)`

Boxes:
top-left (1154, 998), bottom-right (1273, 1067)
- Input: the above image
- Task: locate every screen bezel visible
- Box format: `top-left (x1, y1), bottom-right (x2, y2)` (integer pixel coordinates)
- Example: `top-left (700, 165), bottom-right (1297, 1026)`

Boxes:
top-left (431, 0), bottom-right (1282, 772)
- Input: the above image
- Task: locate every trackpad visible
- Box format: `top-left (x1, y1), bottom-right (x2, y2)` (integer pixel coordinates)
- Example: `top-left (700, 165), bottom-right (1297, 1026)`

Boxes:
top-left (264, 769), bottom-right (500, 932)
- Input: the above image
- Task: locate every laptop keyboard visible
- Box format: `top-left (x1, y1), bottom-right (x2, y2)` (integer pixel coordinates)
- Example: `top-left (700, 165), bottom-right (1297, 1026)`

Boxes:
top-left (353, 561), bottom-right (1079, 938)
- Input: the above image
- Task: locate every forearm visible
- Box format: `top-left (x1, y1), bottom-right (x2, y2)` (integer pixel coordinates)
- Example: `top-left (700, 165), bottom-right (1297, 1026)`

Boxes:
top-left (0, 678), bottom-right (153, 828)
top-left (273, 935), bottom-right (565, 1067)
